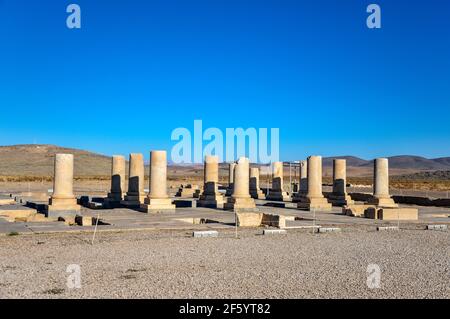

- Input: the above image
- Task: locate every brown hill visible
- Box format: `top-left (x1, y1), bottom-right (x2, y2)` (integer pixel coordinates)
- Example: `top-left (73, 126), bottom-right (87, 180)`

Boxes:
top-left (322, 156), bottom-right (369, 167)
top-left (0, 144), bottom-right (113, 177)
top-left (358, 155), bottom-right (450, 170)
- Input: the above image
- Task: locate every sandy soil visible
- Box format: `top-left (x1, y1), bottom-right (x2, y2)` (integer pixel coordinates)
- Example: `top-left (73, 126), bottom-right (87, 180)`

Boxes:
top-left (0, 228), bottom-right (448, 299)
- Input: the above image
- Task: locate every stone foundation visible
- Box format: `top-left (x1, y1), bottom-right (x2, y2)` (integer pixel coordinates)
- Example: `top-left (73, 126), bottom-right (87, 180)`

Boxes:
top-left (141, 198), bottom-right (175, 212)
top-left (297, 197), bottom-right (332, 211)
top-left (367, 196), bottom-right (398, 208)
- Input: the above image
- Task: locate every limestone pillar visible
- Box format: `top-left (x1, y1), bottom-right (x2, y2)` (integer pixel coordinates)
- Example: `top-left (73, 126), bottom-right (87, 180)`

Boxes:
top-left (225, 157), bottom-right (256, 210)
top-left (249, 167), bottom-right (265, 199)
top-left (141, 151), bottom-right (175, 212)
top-left (225, 163), bottom-right (236, 196)
top-left (47, 154), bottom-right (80, 217)
top-left (121, 153), bottom-right (146, 207)
top-left (272, 162), bottom-right (283, 191)
top-left (299, 160), bottom-right (308, 193)
top-left (197, 155), bottom-right (224, 208)
top-left (266, 162), bottom-right (289, 201)
top-left (368, 158), bottom-right (397, 207)
top-left (293, 160), bottom-right (308, 202)
top-left (328, 159), bottom-right (354, 206)
top-left (297, 156), bottom-right (331, 211)
top-left (106, 155), bottom-right (126, 203)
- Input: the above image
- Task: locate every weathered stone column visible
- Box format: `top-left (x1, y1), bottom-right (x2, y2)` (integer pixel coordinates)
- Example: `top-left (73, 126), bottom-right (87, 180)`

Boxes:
top-left (297, 156), bottom-right (331, 211)
top-left (105, 155), bottom-right (126, 206)
top-left (293, 160), bottom-right (308, 202)
top-left (225, 163), bottom-right (236, 196)
top-left (47, 154), bottom-right (80, 217)
top-left (328, 159), bottom-right (354, 206)
top-left (141, 151), bottom-right (175, 212)
top-left (368, 158), bottom-right (397, 207)
top-left (197, 155), bottom-right (224, 208)
top-left (225, 157), bottom-right (256, 210)
top-left (333, 159), bottom-right (346, 195)
top-left (272, 162), bottom-right (283, 191)
top-left (299, 160), bottom-right (308, 193)
top-left (307, 156), bottom-right (322, 198)
top-left (266, 162), bottom-right (289, 201)
top-left (249, 167), bottom-right (265, 199)
top-left (121, 153), bottom-right (146, 207)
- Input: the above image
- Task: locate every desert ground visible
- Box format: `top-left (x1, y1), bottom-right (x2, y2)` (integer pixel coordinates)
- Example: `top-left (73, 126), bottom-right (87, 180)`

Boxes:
top-left (0, 225), bottom-right (448, 299)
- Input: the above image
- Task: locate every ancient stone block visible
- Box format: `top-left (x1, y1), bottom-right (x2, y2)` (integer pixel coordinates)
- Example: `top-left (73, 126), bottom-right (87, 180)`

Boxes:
top-left (193, 231), bottom-right (218, 238)
top-left (236, 212), bottom-right (263, 227)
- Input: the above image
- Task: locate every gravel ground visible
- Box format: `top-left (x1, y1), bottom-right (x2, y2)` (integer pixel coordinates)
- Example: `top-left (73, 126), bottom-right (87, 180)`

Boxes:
top-left (0, 228), bottom-right (448, 299)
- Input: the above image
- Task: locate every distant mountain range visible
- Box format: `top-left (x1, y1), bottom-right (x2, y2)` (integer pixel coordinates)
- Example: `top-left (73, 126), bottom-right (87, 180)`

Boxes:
top-left (0, 144), bottom-right (449, 177)
top-left (322, 155), bottom-right (450, 170)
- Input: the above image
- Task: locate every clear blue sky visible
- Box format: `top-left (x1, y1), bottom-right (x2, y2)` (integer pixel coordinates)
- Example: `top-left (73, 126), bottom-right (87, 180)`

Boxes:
top-left (0, 0), bottom-right (449, 161)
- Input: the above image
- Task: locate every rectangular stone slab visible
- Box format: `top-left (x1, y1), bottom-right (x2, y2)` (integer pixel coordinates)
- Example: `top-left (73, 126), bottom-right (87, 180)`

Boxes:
top-left (192, 231), bottom-right (218, 238)
top-left (263, 229), bottom-right (287, 235)
top-left (317, 227), bottom-right (341, 233)
top-left (236, 212), bottom-right (263, 227)
top-left (377, 208), bottom-right (418, 221)
top-left (426, 224), bottom-right (448, 231)
top-left (377, 226), bottom-right (399, 231)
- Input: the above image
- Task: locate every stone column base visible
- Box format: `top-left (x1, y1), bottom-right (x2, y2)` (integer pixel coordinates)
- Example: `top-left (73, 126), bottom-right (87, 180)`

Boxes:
top-left (224, 197), bottom-right (256, 211)
top-left (107, 192), bottom-right (123, 201)
top-left (141, 198), bottom-right (175, 213)
top-left (250, 190), bottom-right (266, 200)
top-left (197, 194), bottom-right (225, 208)
top-left (46, 200), bottom-right (80, 218)
top-left (328, 194), bottom-right (355, 206)
top-left (367, 196), bottom-right (398, 208)
top-left (291, 192), bottom-right (307, 203)
top-left (266, 191), bottom-right (290, 202)
top-left (297, 196), bottom-right (332, 211)
top-left (103, 198), bottom-right (121, 209)
top-left (103, 193), bottom-right (124, 208)
top-left (121, 194), bottom-right (146, 208)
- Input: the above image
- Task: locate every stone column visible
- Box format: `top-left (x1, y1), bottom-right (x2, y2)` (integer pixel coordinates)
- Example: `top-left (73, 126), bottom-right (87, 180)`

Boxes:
top-left (47, 154), bottom-right (80, 217)
top-left (272, 162), bottom-right (283, 191)
top-left (368, 158), bottom-right (397, 207)
top-left (225, 157), bottom-right (256, 210)
top-left (249, 167), bottom-right (265, 199)
top-left (332, 159), bottom-right (346, 195)
top-left (329, 159), bottom-right (354, 206)
top-left (106, 155), bottom-right (126, 204)
top-left (299, 160), bottom-right (308, 193)
top-left (197, 155), bottom-right (224, 208)
top-left (307, 156), bottom-right (322, 198)
top-left (225, 163), bottom-right (236, 196)
top-left (297, 156), bottom-right (331, 211)
top-left (266, 162), bottom-right (289, 201)
top-left (142, 151), bottom-right (175, 212)
top-left (293, 160), bottom-right (308, 202)
top-left (121, 153), bottom-right (146, 207)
